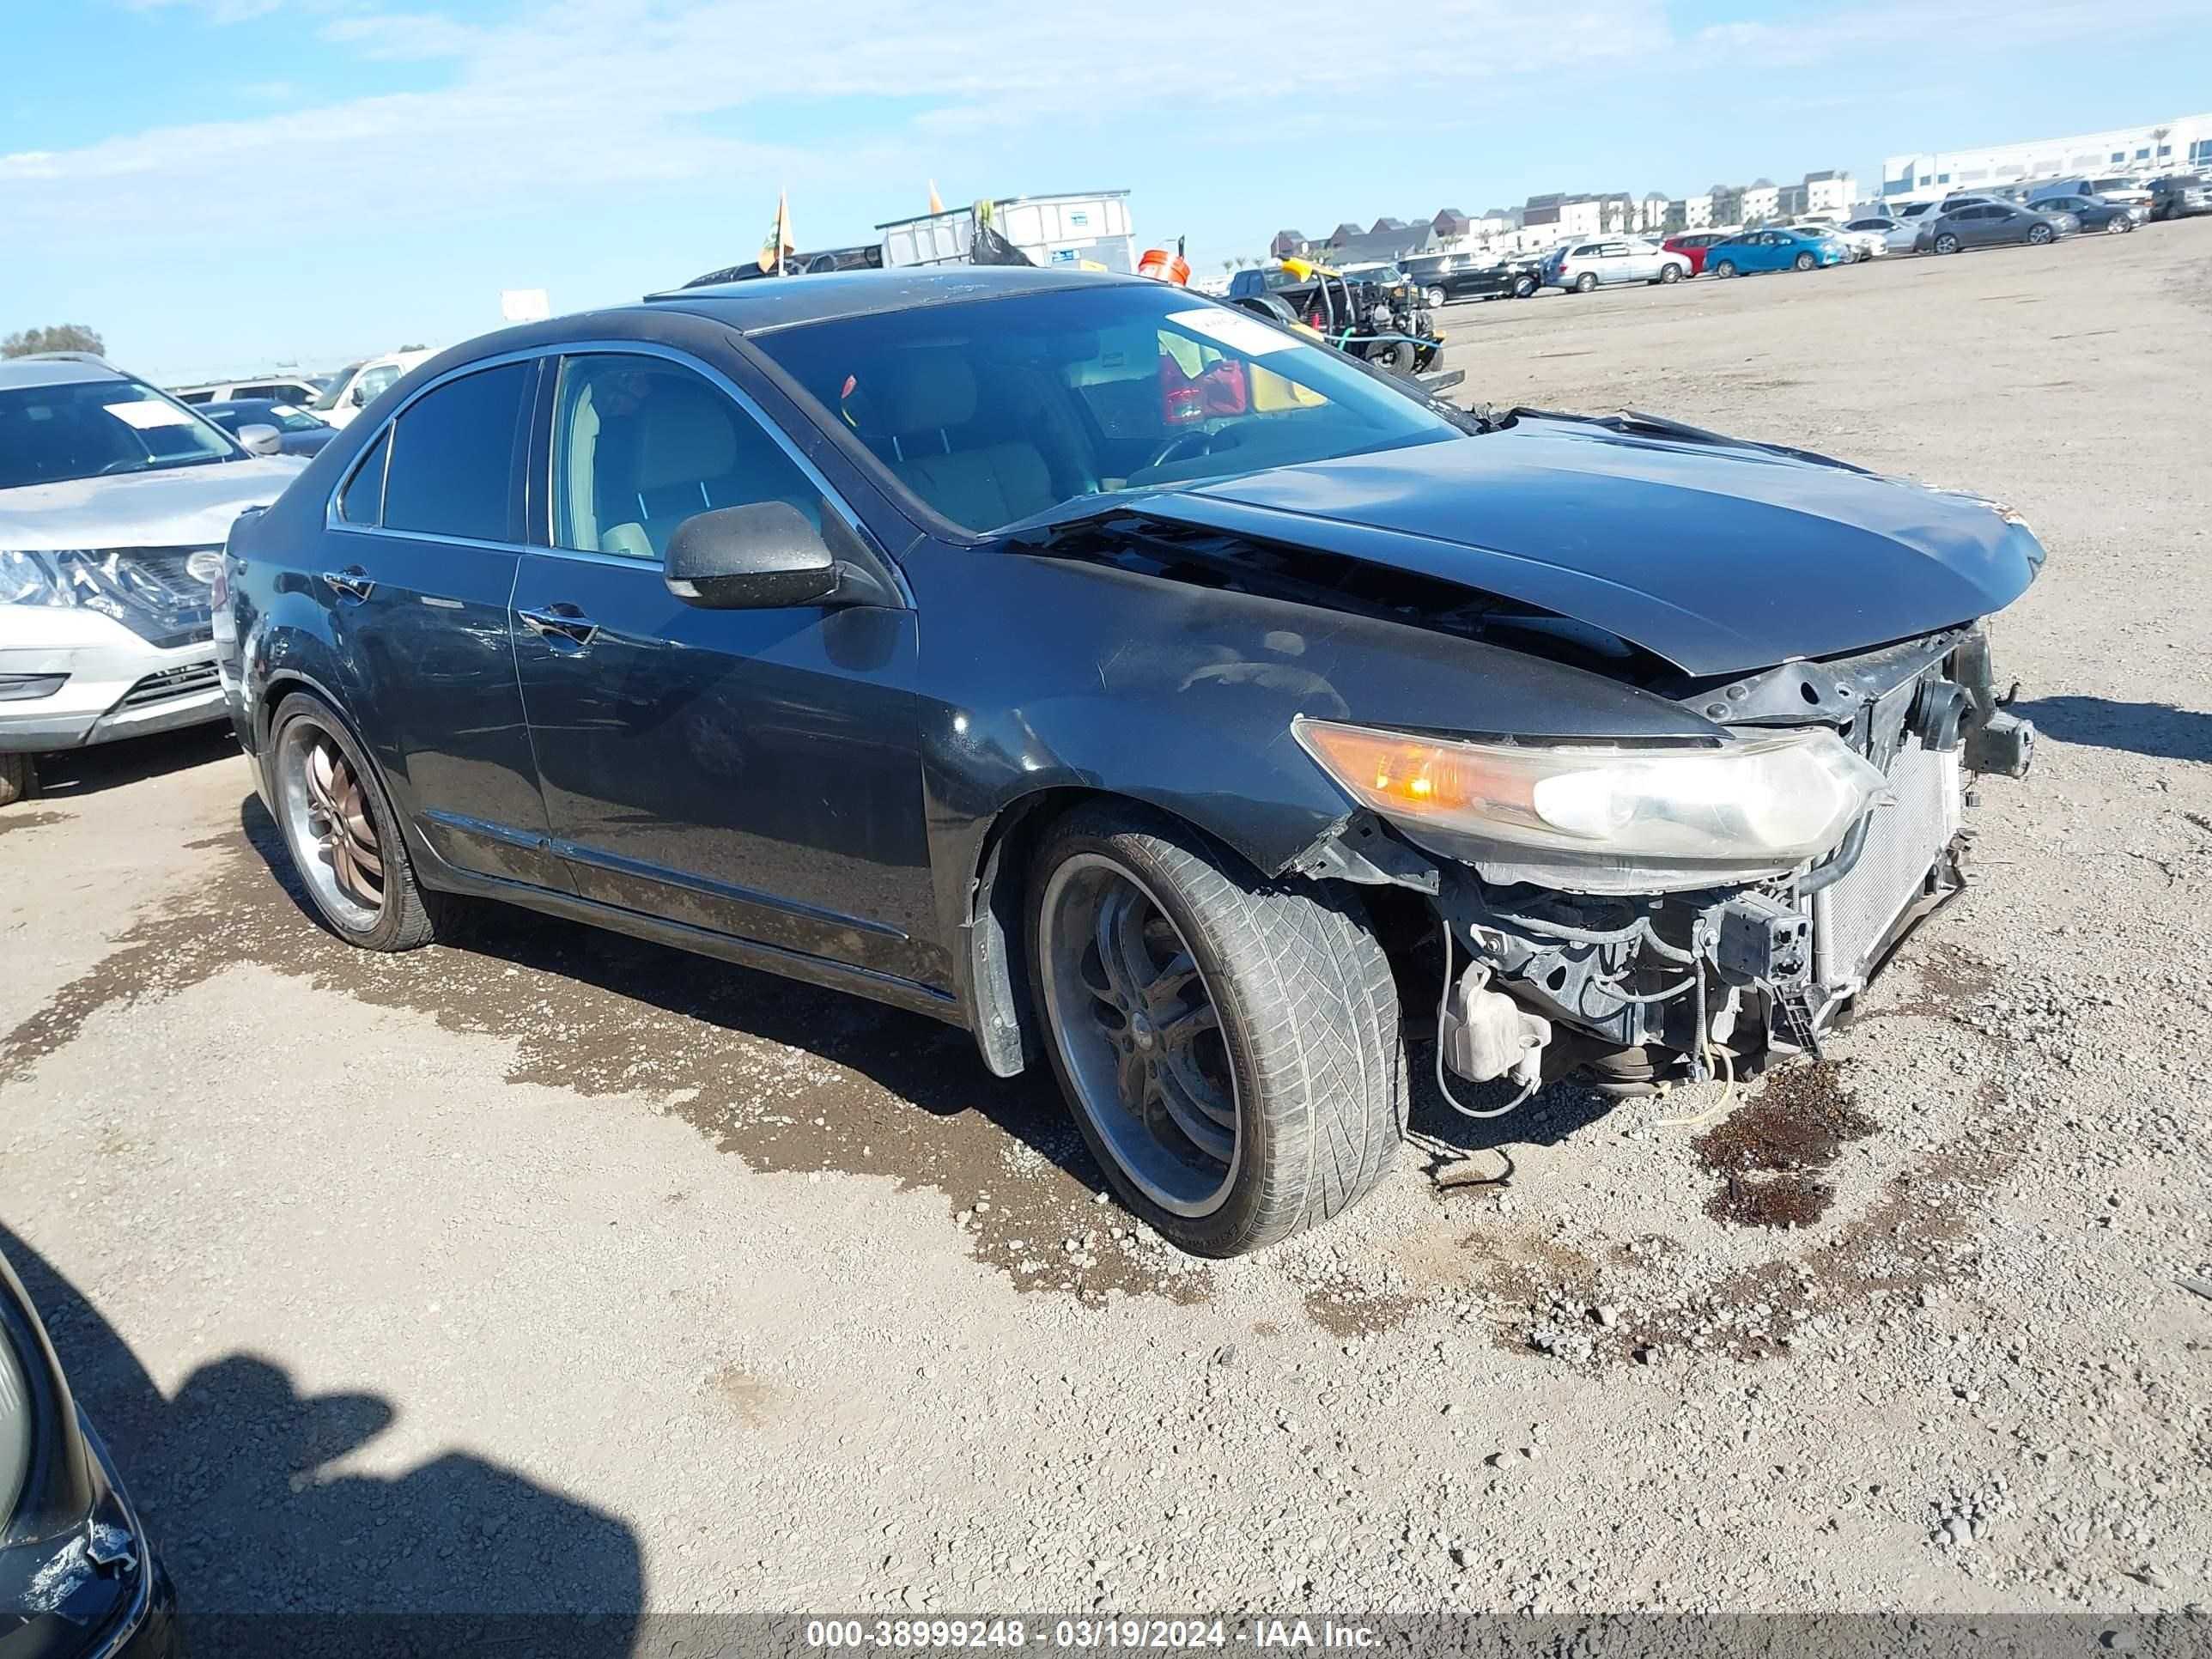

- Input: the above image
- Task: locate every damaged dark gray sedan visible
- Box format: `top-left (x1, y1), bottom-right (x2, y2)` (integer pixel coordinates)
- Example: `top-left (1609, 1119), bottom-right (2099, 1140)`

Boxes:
top-left (219, 267), bottom-right (2040, 1257)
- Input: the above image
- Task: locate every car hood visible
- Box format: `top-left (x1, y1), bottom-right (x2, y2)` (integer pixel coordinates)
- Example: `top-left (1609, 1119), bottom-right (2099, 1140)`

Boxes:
top-left (0, 456), bottom-right (308, 550)
top-left (1118, 416), bottom-right (2043, 678)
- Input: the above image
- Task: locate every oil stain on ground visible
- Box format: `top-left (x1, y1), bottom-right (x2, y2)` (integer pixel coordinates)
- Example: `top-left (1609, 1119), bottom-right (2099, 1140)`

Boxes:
top-left (1692, 1060), bottom-right (1877, 1228)
top-left (0, 800), bottom-right (1206, 1309)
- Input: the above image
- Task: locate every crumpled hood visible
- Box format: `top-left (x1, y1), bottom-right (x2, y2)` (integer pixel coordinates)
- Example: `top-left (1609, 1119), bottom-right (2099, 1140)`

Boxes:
top-left (1133, 417), bottom-right (2043, 678)
top-left (0, 456), bottom-right (307, 550)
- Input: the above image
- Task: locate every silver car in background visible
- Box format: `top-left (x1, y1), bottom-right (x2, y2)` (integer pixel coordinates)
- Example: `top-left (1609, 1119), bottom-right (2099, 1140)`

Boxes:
top-left (1545, 236), bottom-right (1692, 292)
top-left (0, 354), bottom-right (307, 804)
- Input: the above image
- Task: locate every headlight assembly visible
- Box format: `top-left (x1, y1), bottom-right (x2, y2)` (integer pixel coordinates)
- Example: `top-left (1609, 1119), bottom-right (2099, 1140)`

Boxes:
top-left (1295, 717), bottom-right (1889, 892)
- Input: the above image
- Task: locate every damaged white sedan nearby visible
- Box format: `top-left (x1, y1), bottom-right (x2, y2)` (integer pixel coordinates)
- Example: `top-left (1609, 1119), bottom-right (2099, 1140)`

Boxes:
top-left (0, 353), bottom-right (306, 805)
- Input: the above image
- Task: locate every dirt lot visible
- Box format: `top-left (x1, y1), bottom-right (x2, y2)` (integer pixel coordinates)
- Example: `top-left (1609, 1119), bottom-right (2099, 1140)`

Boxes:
top-left (4, 223), bottom-right (2209, 1626)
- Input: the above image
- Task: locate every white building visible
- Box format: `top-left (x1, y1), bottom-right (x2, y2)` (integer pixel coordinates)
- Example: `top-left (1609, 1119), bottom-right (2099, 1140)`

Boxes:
top-left (1881, 113), bottom-right (2212, 202)
top-left (1741, 179), bottom-right (1780, 222)
top-left (1803, 169), bottom-right (1856, 216)
top-left (1681, 192), bottom-right (1714, 230)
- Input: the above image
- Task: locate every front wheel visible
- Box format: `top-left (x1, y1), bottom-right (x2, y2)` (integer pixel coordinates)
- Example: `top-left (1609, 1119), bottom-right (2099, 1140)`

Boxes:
top-left (1027, 805), bottom-right (1403, 1257)
top-left (2027, 223), bottom-right (2054, 246)
top-left (2106, 217), bottom-right (2129, 234)
top-left (1574, 271), bottom-right (1598, 293)
top-left (0, 752), bottom-right (35, 808)
top-left (1372, 339), bottom-right (1416, 374)
top-left (1513, 275), bottom-right (1537, 298)
top-left (1793, 252), bottom-right (1816, 271)
top-left (268, 690), bottom-right (453, 951)
top-left (1934, 233), bottom-right (1960, 255)
top-left (1713, 259), bottom-right (1737, 279)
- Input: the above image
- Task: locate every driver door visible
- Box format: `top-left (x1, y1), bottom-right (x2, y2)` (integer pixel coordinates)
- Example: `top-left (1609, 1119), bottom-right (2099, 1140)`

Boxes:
top-left (507, 350), bottom-right (938, 985)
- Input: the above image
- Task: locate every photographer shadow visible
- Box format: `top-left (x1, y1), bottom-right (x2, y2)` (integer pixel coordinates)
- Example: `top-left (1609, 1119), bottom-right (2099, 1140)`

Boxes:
top-left (1, 1225), bottom-right (642, 1657)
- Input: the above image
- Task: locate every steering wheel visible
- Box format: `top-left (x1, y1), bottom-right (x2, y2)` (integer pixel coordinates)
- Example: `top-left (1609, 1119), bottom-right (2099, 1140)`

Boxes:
top-left (94, 456), bottom-right (149, 476)
top-left (1144, 430), bottom-right (1216, 471)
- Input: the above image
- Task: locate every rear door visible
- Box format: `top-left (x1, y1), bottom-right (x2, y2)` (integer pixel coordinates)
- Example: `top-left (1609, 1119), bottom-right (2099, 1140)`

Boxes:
top-left (507, 348), bottom-right (937, 984)
top-left (317, 357), bottom-right (567, 889)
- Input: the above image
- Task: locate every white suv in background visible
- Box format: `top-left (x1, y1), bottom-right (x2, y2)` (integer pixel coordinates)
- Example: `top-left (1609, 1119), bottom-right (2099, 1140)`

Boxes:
top-left (0, 355), bottom-right (307, 805)
top-left (308, 349), bottom-right (433, 429)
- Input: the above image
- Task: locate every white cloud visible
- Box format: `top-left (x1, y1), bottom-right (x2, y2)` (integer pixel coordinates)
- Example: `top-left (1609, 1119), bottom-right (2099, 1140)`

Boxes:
top-left (14, 0), bottom-right (2209, 255)
top-left (10, 0), bottom-right (1668, 246)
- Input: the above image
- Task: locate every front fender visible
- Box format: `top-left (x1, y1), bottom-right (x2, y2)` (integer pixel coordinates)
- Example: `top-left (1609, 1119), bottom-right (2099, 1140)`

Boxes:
top-left (910, 547), bottom-right (1723, 1057)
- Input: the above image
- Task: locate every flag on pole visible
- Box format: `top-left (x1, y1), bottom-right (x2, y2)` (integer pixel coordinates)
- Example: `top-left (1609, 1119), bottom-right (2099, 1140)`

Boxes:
top-left (927, 179), bottom-right (945, 214)
top-left (758, 189), bottom-right (795, 273)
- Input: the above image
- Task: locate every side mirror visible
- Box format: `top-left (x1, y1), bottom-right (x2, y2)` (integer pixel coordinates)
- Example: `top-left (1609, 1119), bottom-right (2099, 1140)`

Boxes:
top-left (237, 423), bottom-right (284, 457)
top-left (665, 502), bottom-right (841, 610)
top-left (349, 382), bottom-right (370, 407)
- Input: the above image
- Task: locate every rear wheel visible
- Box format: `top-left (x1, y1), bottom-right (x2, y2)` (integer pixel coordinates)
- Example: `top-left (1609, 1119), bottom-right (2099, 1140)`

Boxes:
top-left (1514, 274), bottom-right (1537, 298)
top-left (1658, 263), bottom-right (1682, 283)
top-left (1424, 285), bottom-right (1447, 309)
top-left (1027, 804), bottom-right (1403, 1257)
top-left (1934, 233), bottom-right (1960, 255)
top-left (1574, 271), bottom-right (1598, 294)
top-left (0, 752), bottom-right (34, 808)
top-left (269, 690), bottom-right (453, 951)
top-left (2027, 223), bottom-right (2054, 246)
top-left (1793, 251), bottom-right (1816, 271)
top-left (1713, 259), bottom-right (1738, 279)
top-left (2105, 216), bottom-right (2129, 234)
top-left (1372, 339), bottom-right (1416, 374)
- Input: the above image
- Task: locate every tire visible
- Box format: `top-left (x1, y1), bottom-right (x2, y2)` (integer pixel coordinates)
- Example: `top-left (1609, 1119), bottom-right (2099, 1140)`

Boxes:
top-left (1373, 339), bottom-right (1416, 374)
top-left (1793, 252), bottom-right (1816, 271)
top-left (2104, 217), bottom-right (2127, 235)
top-left (1658, 262), bottom-right (1681, 283)
top-left (1026, 803), bottom-right (1403, 1257)
top-left (1856, 246), bottom-right (1874, 263)
top-left (1934, 233), bottom-right (1960, 256)
top-left (267, 690), bottom-right (453, 951)
top-left (1713, 259), bottom-right (1737, 279)
top-left (0, 752), bottom-right (35, 808)
top-left (1424, 285), bottom-right (1447, 309)
top-left (1574, 271), bottom-right (1598, 294)
top-left (1514, 275), bottom-right (1537, 298)
top-left (2027, 223), bottom-right (2054, 246)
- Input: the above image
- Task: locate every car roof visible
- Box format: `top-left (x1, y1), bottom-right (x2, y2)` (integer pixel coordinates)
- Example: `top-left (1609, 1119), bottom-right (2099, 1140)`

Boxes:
top-left (0, 355), bottom-right (125, 392)
top-left (642, 264), bottom-right (1143, 334)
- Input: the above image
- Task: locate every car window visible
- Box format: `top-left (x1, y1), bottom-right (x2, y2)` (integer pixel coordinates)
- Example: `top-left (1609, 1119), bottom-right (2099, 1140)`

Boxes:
top-left (0, 377), bottom-right (238, 490)
top-left (355, 363), bottom-right (403, 405)
top-left (752, 283), bottom-right (1459, 535)
top-left (379, 362), bottom-right (530, 542)
top-left (338, 428), bottom-right (391, 525)
top-left (310, 362), bottom-right (364, 413)
top-left (550, 354), bottom-right (820, 562)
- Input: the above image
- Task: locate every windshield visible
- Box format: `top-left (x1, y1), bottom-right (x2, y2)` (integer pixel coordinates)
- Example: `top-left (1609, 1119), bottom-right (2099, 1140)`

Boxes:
top-left (310, 362), bottom-right (363, 411)
top-left (0, 378), bottom-right (239, 490)
top-left (751, 282), bottom-right (1462, 534)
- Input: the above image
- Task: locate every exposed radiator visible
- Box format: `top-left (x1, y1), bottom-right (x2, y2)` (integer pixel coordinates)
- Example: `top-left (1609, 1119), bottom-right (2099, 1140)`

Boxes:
top-left (1810, 737), bottom-right (1962, 992)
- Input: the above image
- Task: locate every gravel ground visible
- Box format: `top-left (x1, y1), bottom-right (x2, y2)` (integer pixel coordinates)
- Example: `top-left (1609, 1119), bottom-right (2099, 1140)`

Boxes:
top-left (3, 223), bottom-right (2209, 1626)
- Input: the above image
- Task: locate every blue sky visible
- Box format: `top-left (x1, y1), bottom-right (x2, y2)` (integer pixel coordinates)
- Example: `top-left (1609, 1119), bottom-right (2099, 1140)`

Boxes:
top-left (6, 0), bottom-right (2210, 382)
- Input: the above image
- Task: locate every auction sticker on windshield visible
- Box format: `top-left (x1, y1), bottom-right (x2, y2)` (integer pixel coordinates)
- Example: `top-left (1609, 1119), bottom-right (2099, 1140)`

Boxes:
top-left (105, 400), bottom-right (197, 429)
top-left (1169, 309), bottom-right (1297, 357)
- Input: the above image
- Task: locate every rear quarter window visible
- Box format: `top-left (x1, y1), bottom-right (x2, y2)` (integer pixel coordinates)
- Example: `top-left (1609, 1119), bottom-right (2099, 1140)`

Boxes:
top-left (379, 363), bottom-right (532, 543)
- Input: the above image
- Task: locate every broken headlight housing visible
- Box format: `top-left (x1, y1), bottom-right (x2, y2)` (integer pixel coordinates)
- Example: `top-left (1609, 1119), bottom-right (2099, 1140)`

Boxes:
top-left (1295, 717), bottom-right (1888, 893)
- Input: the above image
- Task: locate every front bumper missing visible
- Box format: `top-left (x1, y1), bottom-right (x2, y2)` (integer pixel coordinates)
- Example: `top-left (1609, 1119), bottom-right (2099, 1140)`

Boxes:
top-left (1423, 627), bottom-right (2033, 1087)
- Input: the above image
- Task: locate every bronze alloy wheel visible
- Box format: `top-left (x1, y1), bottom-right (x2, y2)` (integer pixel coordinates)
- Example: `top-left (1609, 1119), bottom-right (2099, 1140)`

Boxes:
top-left (277, 717), bottom-right (386, 932)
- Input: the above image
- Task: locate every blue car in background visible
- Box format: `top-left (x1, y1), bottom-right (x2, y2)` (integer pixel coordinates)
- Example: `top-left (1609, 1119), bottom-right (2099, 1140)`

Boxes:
top-left (1705, 227), bottom-right (1851, 278)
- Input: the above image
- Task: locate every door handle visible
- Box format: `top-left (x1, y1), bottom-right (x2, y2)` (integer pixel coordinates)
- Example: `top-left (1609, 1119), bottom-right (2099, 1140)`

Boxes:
top-left (321, 567), bottom-right (375, 601)
top-left (517, 605), bottom-right (599, 647)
